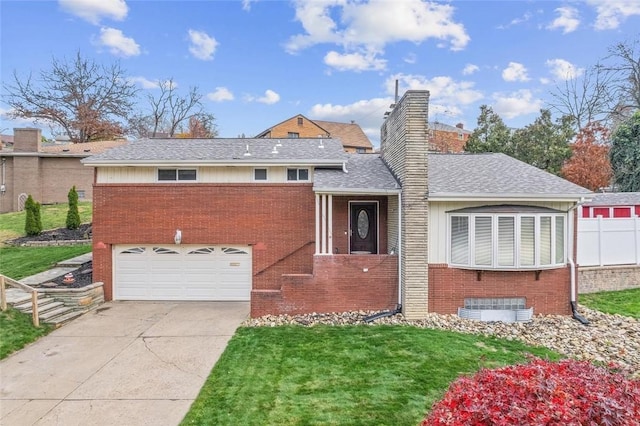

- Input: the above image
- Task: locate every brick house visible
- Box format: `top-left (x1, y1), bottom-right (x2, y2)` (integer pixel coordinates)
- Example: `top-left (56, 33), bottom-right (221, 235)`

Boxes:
top-left (84, 91), bottom-right (591, 320)
top-left (427, 121), bottom-right (471, 153)
top-left (0, 128), bottom-right (126, 213)
top-left (256, 114), bottom-right (374, 153)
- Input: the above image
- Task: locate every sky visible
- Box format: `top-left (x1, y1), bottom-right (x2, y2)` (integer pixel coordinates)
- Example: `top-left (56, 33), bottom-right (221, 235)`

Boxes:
top-left (1, 0), bottom-right (639, 147)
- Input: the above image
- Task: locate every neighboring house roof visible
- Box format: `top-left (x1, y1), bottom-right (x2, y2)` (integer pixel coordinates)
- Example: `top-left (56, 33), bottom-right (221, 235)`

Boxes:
top-left (428, 153), bottom-right (592, 201)
top-left (312, 120), bottom-right (373, 150)
top-left (429, 122), bottom-right (472, 135)
top-left (584, 192), bottom-right (640, 206)
top-left (82, 138), bottom-right (347, 166)
top-left (41, 140), bottom-right (127, 155)
top-left (314, 154), bottom-right (400, 194)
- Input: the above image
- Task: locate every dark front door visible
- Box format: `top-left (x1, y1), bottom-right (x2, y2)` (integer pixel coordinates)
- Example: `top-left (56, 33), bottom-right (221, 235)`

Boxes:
top-left (350, 203), bottom-right (377, 254)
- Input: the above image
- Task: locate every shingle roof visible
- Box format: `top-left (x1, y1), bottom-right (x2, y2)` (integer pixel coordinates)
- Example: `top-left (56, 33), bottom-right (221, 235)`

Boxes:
top-left (81, 138), bottom-right (347, 165)
top-left (314, 154), bottom-right (400, 193)
top-left (585, 192), bottom-right (640, 206)
top-left (428, 153), bottom-right (592, 199)
top-left (41, 140), bottom-right (127, 155)
top-left (429, 122), bottom-right (472, 135)
top-left (313, 120), bottom-right (373, 149)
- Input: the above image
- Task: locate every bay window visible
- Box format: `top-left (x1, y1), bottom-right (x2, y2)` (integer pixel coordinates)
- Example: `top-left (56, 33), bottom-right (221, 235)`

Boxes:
top-left (448, 208), bottom-right (566, 270)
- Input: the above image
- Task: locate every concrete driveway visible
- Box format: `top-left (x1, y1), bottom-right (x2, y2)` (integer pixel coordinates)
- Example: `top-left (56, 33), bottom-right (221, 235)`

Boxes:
top-left (0, 301), bottom-right (249, 426)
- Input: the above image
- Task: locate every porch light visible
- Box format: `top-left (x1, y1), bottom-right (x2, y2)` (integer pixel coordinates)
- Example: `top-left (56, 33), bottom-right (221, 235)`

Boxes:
top-left (174, 229), bottom-right (182, 245)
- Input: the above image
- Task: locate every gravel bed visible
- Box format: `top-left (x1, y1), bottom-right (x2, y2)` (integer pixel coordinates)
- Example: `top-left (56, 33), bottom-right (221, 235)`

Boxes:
top-left (243, 307), bottom-right (640, 378)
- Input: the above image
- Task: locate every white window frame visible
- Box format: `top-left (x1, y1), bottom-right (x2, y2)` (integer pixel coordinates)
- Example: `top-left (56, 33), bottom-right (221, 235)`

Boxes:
top-left (157, 168), bottom-right (197, 182)
top-left (253, 168), bottom-right (268, 182)
top-left (286, 168), bottom-right (310, 181)
top-left (447, 212), bottom-right (567, 270)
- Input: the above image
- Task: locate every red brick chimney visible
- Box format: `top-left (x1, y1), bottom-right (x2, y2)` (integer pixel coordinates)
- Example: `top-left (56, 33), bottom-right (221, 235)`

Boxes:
top-left (13, 128), bottom-right (42, 153)
top-left (455, 123), bottom-right (464, 129)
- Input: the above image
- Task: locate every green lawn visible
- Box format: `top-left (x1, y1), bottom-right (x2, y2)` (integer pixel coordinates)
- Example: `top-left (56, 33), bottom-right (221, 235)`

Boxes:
top-left (0, 307), bottom-right (53, 359)
top-left (580, 288), bottom-right (640, 319)
top-left (182, 325), bottom-right (559, 426)
top-left (0, 245), bottom-right (92, 279)
top-left (0, 201), bottom-right (92, 242)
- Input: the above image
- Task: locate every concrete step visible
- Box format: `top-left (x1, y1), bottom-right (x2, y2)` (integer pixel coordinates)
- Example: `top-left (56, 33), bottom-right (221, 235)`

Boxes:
top-left (39, 306), bottom-right (77, 322)
top-left (4, 288), bottom-right (43, 305)
top-left (24, 301), bottom-right (66, 315)
top-left (13, 297), bottom-right (57, 312)
top-left (48, 310), bottom-right (85, 327)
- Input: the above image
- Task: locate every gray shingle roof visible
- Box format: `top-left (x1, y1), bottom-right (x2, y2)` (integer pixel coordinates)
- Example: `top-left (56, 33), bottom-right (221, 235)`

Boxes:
top-left (81, 138), bottom-right (347, 165)
top-left (314, 154), bottom-right (400, 193)
top-left (428, 153), bottom-right (592, 199)
top-left (585, 192), bottom-right (640, 206)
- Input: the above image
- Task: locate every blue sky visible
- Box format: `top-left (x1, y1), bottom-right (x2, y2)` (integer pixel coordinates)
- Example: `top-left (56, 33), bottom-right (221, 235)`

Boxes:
top-left (1, 0), bottom-right (639, 146)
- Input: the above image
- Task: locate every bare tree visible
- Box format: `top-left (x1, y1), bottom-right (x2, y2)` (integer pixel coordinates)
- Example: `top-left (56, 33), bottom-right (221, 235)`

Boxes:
top-left (138, 78), bottom-right (206, 138)
top-left (604, 38), bottom-right (640, 124)
top-left (3, 51), bottom-right (137, 142)
top-left (548, 64), bottom-right (615, 131)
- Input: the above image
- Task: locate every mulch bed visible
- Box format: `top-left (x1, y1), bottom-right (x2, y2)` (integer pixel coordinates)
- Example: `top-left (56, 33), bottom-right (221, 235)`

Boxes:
top-left (9, 223), bottom-right (92, 245)
top-left (39, 261), bottom-right (94, 289)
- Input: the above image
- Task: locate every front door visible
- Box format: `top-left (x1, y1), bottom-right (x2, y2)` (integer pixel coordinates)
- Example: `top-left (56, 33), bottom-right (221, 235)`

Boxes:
top-left (350, 202), bottom-right (377, 254)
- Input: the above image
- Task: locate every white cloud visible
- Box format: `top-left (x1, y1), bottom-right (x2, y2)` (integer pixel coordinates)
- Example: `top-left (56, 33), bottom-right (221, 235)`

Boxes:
top-left (207, 87), bottom-right (234, 102)
top-left (188, 29), bottom-right (218, 61)
top-left (386, 73), bottom-right (484, 107)
top-left (59, 0), bottom-right (128, 25)
top-left (491, 89), bottom-right (543, 119)
top-left (323, 50), bottom-right (387, 72)
top-left (545, 58), bottom-right (584, 80)
top-left (403, 53), bottom-right (417, 64)
top-left (497, 11), bottom-right (533, 29)
top-left (245, 89), bottom-right (280, 104)
top-left (547, 6), bottom-right (580, 33)
top-left (128, 76), bottom-right (159, 89)
top-left (587, 0), bottom-right (640, 30)
top-left (286, 0), bottom-right (469, 54)
top-left (242, 0), bottom-right (255, 11)
top-left (309, 97), bottom-right (392, 145)
top-left (502, 62), bottom-right (530, 82)
top-left (95, 27), bottom-right (140, 57)
top-left (462, 64), bottom-right (479, 75)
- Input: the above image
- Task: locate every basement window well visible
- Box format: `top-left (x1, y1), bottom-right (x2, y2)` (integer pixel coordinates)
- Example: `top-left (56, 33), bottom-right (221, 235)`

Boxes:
top-left (459, 297), bottom-right (533, 323)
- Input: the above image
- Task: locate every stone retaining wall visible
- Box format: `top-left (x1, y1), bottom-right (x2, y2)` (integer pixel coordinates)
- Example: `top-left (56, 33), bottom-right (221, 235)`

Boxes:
top-left (578, 265), bottom-right (640, 294)
top-left (37, 282), bottom-right (104, 311)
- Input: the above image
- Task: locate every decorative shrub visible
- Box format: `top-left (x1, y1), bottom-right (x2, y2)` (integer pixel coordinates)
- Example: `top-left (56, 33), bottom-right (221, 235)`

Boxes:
top-left (66, 186), bottom-right (81, 230)
top-left (423, 358), bottom-right (640, 425)
top-left (24, 195), bottom-right (42, 236)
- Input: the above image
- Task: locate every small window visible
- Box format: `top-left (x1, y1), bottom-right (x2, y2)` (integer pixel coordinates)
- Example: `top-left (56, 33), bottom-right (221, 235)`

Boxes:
top-left (254, 168), bottom-right (268, 181)
top-left (356, 147), bottom-right (366, 154)
top-left (287, 168), bottom-right (309, 181)
top-left (458, 132), bottom-right (464, 140)
top-left (288, 132), bottom-right (300, 138)
top-left (77, 189), bottom-right (86, 199)
top-left (297, 117), bottom-right (303, 126)
top-left (158, 168), bottom-right (197, 181)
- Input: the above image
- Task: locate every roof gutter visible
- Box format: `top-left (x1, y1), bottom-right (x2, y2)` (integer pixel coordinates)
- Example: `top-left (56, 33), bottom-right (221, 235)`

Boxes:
top-left (429, 193), bottom-right (593, 203)
top-left (567, 197), bottom-right (589, 325)
top-left (314, 188), bottom-right (401, 195)
top-left (81, 159), bottom-right (347, 167)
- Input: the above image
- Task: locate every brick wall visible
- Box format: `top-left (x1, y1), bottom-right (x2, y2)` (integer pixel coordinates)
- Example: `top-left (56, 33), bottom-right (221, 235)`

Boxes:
top-left (252, 254), bottom-right (398, 316)
top-left (262, 116), bottom-right (329, 139)
top-left (428, 264), bottom-right (572, 315)
top-left (92, 183), bottom-right (317, 300)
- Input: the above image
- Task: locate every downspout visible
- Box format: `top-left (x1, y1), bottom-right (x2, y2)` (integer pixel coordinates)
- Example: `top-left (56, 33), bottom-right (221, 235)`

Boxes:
top-left (363, 191), bottom-right (402, 323)
top-left (568, 199), bottom-right (589, 325)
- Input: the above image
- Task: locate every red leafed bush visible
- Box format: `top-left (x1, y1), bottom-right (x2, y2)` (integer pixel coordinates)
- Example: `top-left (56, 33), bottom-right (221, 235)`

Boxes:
top-left (423, 358), bottom-right (640, 425)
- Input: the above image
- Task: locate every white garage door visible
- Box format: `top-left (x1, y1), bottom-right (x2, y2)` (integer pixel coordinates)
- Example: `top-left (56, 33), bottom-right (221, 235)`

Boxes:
top-left (114, 245), bottom-right (251, 301)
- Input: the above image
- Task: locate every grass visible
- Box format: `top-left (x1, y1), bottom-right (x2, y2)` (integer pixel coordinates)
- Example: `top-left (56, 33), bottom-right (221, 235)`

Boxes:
top-left (580, 288), bottom-right (640, 319)
top-left (181, 325), bottom-right (559, 426)
top-left (0, 245), bottom-right (92, 279)
top-left (0, 201), bottom-right (92, 242)
top-left (0, 307), bottom-right (54, 359)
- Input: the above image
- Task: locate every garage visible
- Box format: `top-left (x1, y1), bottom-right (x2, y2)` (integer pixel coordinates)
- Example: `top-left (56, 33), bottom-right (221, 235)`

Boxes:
top-left (114, 245), bottom-right (252, 301)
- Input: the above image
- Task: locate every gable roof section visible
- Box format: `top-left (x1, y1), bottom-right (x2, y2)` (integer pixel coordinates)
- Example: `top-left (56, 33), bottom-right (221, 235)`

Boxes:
top-left (314, 154), bottom-right (400, 194)
top-left (429, 122), bottom-right (472, 135)
top-left (428, 153), bottom-right (592, 201)
top-left (81, 138), bottom-right (347, 167)
top-left (585, 192), bottom-right (640, 206)
top-left (254, 114), bottom-right (329, 138)
top-left (313, 120), bottom-right (373, 149)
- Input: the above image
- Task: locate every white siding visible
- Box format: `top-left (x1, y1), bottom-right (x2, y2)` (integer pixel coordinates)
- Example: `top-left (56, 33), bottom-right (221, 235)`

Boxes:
top-left (429, 200), bottom-right (573, 263)
top-left (97, 166), bottom-right (312, 183)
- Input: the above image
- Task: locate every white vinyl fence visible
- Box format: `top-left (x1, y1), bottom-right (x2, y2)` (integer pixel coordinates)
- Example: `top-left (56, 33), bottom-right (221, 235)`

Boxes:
top-left (577, 216), bottom-right (640, 266)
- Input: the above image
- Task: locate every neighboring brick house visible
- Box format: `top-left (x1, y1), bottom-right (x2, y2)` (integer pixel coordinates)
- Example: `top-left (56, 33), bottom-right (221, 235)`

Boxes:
top-left (0, 128), bottom-right (126, 213)
top-left (84, 91), bottom-right (591, 321)
top-left (427, 121), bottom-right (471, 153)
top-left (255, 114), bottom-right (374, 153)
